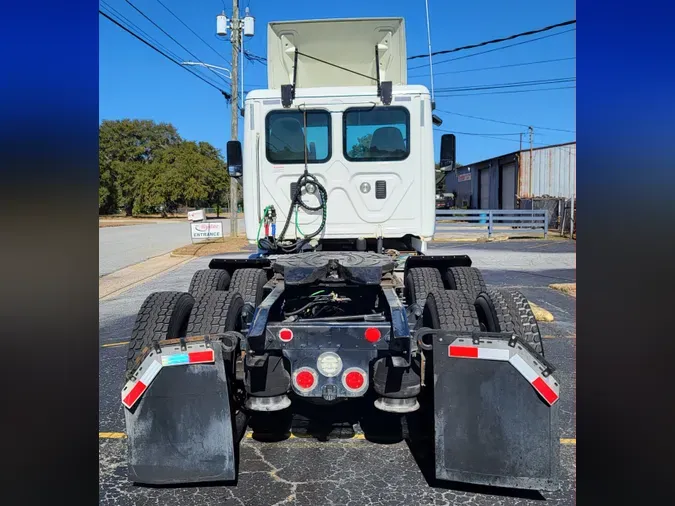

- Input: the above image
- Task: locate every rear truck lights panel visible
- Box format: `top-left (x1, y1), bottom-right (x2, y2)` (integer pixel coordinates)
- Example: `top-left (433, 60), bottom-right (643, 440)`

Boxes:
top-left (429, 330), bottom-right (561, 491)
top-left (122, 338), bottom-right (236, 485)
top-left (292, 367), bottom-right (318, 393)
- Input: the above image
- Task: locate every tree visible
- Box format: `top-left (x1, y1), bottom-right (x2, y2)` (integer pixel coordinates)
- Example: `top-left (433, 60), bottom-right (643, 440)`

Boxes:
top-left (348, 134), bottom-right (373, 158)
top-left (99, 119), bottom-right (182, 215)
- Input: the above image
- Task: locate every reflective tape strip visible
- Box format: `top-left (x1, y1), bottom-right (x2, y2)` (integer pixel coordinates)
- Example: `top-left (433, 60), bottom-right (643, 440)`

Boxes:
top-left (189, 349), bottom-right (215, 363)
top-left (477, 347), bottom-right (511, 361)
top-left (448, 345), bottom-right (478, 358)
top-left (162, 354), bottom-right (189, 366)
top-left (162, 349), bottom-right (215, 366)
top-left (139, 359), bottom-right (162, 386)
top-left (533, 377), bottom-right (559, 405)
top-left (122, 380), bottom-right (147, 409)
top-left (448, 345), bottom-right (510, 361)
top-left (510, 354), bottom-right (559, 405)
top-left (509, 354), bottom-right (539, 383)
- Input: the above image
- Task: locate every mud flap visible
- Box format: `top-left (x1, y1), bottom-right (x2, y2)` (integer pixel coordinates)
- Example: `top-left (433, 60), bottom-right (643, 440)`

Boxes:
top-left (122, 340), bottom-right (236, 485)
top-left (430, 331), bottom-right (560, 491)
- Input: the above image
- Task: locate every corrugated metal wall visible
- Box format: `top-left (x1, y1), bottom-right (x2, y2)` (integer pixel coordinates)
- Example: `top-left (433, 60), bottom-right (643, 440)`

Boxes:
top-left (518, 143), bottom-right (576, 198)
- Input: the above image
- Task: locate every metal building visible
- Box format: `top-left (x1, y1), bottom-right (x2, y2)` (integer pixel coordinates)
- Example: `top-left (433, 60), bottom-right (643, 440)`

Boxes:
top-left (444, 142), bottom-right (576, 209)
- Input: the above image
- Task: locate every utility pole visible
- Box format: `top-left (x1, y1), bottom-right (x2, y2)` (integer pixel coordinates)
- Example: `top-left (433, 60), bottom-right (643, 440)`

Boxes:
top-left (528, 126), bottom-right (534, 196)
top-left (229, 0), bottom-right (240, 237)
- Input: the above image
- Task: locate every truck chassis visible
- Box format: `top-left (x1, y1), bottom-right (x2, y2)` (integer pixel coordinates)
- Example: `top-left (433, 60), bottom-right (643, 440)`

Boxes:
top-left (121, 249), bottom-right (560, 492)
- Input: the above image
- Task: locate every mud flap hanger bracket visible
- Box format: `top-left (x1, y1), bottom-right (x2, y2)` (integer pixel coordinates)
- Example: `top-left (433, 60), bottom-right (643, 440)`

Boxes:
top-left (415, 328), bottom-right (560, 405)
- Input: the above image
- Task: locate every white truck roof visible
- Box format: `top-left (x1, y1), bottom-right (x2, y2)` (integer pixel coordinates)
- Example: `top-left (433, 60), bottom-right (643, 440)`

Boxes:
top-left (266, 18), bottom-right (407, 89)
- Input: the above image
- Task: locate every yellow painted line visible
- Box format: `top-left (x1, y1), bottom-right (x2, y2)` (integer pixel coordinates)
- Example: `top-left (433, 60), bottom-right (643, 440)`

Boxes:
top-left (99, 432), bottom-right (127, 439)
top-left (101, 341), bottom-right (129, 348)
top-left (101, 431), bottom-right (574, 445)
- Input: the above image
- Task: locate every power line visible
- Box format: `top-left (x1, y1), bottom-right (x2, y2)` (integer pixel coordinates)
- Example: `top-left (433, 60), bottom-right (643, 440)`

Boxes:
top-left (152, 0), bottom-right (231, 65)
top-left (435, 85), bottom-right (576, 97)
top-left (99, 10), bottom-right (231, 99)
top-left (123, 0), bottom-right (230, 86)
top-left (435, 110), bottom-right (576, 134)
top-left (101, 0), bottom-right (183, 63)
top-left (434, 127), bottom-right (576, 154)
top-left (435, 77), bottom-right (575, 93)
top-left (409, 57), bottom-right (576, 79)
top-left (408, 19), bottom-right (575, 60)
top-left (410, 28), bottom-right (576, 70)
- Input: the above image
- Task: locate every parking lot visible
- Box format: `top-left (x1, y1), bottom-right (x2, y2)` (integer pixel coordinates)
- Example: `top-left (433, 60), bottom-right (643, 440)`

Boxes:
top-left (99, 238), bottom-right (576, 505)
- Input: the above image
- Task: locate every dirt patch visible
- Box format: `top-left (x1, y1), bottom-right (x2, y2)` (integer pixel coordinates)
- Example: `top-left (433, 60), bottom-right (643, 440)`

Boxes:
top-left (99, 221), bottom-right (147, 228)
top-left (529, 302), bottom-right (555, 322)
top-left (172, 237), bottom-right (252, 257)
top-left (550, 283), bottom-right (576, 297)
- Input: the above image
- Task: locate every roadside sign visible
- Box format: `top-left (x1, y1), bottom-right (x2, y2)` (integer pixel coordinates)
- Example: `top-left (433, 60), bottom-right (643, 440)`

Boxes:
top-left (191, 221), bottom-right (223, 241)
top-left (188, 209), bottom-right (206, 221)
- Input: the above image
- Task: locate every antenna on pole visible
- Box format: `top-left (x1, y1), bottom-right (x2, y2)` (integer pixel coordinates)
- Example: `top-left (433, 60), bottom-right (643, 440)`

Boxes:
top-left (423, 0), bottom-right (436, 108)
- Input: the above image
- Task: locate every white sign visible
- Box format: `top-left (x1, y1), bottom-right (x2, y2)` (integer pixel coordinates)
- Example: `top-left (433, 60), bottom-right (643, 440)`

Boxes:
top-left (187, 209), bottom-right (206, 221)
top-left (191, 222), bottom-right (223, 239)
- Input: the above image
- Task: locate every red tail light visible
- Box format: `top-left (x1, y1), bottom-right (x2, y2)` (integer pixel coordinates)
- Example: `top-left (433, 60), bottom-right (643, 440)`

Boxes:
top-left (278, 328), bottom-right (293, 342)
top-left (293, 367), bottom-right (317, 392)
top-left (342, 367), bottom-right (367, 392)
top-left (364, 327), bottom-right (381, 343)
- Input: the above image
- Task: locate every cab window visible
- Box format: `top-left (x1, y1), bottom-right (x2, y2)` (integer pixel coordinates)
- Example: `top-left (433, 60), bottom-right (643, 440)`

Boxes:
top-left (265, 110), bottom-right (331, 164)
top-left (343, 107), bottom-right (410, 161)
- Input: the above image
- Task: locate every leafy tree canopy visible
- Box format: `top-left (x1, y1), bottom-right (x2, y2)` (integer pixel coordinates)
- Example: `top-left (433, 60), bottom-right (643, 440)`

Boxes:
top-left (99, 119), bottom-right (229, 216)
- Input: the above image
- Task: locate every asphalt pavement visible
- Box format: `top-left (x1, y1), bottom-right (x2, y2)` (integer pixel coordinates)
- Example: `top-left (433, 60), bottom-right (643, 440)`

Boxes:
top-left (99, 218), bottom-right (246, 276)
top-left (99, 239), bottom-right (575, 505)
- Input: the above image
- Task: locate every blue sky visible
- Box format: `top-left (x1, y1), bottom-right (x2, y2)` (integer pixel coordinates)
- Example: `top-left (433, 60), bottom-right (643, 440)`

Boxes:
top-left (99, 0), bottom-right (576, 165)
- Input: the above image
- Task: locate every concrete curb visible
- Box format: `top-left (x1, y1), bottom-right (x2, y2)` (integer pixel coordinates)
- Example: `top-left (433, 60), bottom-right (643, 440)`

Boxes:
top-left (99, 253), bottom-right (194, 300)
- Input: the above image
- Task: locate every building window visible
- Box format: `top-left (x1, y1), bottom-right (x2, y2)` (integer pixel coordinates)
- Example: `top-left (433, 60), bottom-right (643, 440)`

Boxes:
top-left (343, 107), bottom-right (410, 162)
top-left (265, 110), bottom-right (331, 164)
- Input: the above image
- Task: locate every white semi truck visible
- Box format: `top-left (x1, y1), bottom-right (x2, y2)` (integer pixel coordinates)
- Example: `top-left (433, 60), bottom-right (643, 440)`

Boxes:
top-left (121, 18), bottom-right (560, 492)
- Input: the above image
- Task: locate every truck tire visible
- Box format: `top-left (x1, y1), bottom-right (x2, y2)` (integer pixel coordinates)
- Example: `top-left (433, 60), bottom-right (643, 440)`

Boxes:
top-left (188, 268), bottom-right (231, 295)
top-left (125, 291), bottom-right (195, 374)
top-left (446, 266), bottom-right (487, 300)
top-left (474, 289), bottom-right (544, 356)
top-left (422, 288), bottom-right (481, 332)
top-left (404, 267), bottom-right (445, 306)
top-left (229, 268), bottom-right (267, 307)
top-left (186, 290), bottom-right (245, 336)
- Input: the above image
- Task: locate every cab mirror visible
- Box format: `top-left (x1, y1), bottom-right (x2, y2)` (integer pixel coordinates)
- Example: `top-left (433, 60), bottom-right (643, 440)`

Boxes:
top-left (226, 140), bottom-right (243, 177)
top-left (440, 134), bottom-right (456, 170)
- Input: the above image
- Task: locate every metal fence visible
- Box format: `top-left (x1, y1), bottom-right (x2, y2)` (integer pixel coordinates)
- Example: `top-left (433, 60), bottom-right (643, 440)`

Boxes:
top-left (436, 209), bottom-right (548, 238)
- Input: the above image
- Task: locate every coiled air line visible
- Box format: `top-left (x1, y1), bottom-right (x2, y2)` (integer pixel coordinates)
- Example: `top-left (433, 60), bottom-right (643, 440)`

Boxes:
top-left (257, 104), bottom-right (328, 254)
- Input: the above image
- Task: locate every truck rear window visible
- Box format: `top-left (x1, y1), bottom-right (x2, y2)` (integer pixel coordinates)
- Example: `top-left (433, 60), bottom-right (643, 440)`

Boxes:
top-left (265, 110), bottom-right (331, 164)
top-left (343, 107), bottom-right (409, 162)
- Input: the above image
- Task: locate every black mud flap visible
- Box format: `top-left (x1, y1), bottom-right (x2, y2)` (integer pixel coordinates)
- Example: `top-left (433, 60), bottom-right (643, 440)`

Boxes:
top-left (123, 341), bottom-right (236, 485)
top-left (431, 331), bottom-right (560, 491)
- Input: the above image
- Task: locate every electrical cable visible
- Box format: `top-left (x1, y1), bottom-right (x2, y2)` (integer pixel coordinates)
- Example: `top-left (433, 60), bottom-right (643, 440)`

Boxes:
top-left (153, 0), bottom-right (231, 65)
top-left (409, 56), bottom-right (576, 79)
top-left (99, 10), bottom-right (232, 99)
top-left (123, 0), bottom-right (231, 86)
top-left (435, 85), bottom-right (576, 97)
top-left (434, 77), bottom-right (575, 93)
top-left (408, 19), bottom-right (576, 60)
top-left (410, 28), bottom-right (576, 70)
top-left (435, 110), bottom-right (575, 134)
